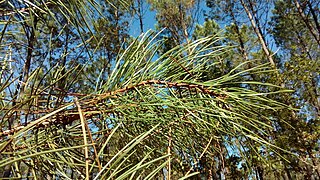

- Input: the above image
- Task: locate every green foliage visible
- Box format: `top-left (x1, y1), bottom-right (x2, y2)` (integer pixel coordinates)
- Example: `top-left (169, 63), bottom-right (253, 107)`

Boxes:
top-left (0, 29), bottom-right (291, 178)
top-left (0, 0), bottom-right (319, 179)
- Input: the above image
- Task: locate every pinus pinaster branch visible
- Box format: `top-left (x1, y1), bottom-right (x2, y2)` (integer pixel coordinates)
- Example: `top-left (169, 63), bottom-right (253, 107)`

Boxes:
top-left (0, 79), bottom-right (227, 137)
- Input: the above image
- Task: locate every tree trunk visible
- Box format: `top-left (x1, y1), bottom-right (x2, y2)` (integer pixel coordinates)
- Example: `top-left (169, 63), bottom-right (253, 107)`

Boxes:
top-left (307, 1), bottom-right (320, 36)
top-left (239, 0), bottom-right (276, 68)
top-left (294, 0), bottom-right (320, 45)
top-left (137, 0), bottom-right (144, 33)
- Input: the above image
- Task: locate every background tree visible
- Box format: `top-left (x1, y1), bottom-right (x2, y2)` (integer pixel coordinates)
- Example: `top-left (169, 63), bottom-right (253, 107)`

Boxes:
top-left (204, 0), bottom-right (319, 178)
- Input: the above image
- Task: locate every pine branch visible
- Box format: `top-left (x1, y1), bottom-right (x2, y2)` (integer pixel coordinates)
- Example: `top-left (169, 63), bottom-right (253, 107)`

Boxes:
top-left (1, 79), bottom-right (228, 137)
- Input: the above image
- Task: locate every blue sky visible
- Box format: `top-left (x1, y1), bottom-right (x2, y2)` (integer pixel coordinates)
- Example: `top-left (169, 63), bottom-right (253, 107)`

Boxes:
top-left (128, 1), bottom-right (210, 37)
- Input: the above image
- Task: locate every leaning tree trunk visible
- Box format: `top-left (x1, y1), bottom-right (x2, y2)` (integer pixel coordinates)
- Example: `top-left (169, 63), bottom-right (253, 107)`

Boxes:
top-left (239, 0), bottom-right (276, 68)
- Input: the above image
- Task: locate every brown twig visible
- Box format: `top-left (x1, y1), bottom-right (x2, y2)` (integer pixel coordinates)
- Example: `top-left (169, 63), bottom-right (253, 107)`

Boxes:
top-left (169, 56), bottom-right (193, 77)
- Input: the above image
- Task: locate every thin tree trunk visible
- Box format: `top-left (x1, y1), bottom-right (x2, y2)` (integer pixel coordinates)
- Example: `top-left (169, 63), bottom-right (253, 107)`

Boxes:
top-left (23, 30), bottom-right (34, 93)
top-left (230, 9), bottom-right (249, 62)
top-left (137, 0), bottom-right (144, 33)
top-left (3, 10), bottom-right (38, 179)
top-left (239, 0), bottom-right (276, 68)
top-left (229, 6), bottom-right (259, 80)
top-left (21, 14), bottom-right (37, 125)
top-left (307, 1), bottom-right (320, 37)
top-left (294, 0), bottom-right (320, 45)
